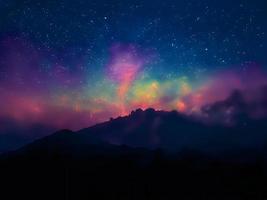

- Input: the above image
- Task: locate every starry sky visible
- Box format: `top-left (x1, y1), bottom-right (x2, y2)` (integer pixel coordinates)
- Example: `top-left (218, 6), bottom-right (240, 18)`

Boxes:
top-left (0, 0), bottom-right (267, 150)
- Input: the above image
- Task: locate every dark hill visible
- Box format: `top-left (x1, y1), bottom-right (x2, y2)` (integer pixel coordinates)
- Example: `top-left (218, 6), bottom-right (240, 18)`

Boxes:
top-left (78, 108), bottom-right (267, 153)
top-left (1, 109), bottom-right (267, 200)
top-left (4, 108), bottom-right (267, 157)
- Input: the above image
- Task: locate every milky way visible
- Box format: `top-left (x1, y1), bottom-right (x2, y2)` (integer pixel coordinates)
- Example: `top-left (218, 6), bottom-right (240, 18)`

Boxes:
top-left (0, 0), bottom-right (267, 150)
top-left (1, 37), bottom-right (267, 132)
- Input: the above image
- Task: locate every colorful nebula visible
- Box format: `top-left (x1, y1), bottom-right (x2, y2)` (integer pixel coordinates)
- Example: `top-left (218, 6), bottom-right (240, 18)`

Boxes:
top-left (0, 37), bottom-right (266, 133)
top-left (1, 0), bottom-right (267, 151)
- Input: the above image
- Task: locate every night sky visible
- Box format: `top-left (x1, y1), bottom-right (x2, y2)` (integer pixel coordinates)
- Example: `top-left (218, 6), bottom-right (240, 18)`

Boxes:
top-left (0, 0), bottom-right (267, 150)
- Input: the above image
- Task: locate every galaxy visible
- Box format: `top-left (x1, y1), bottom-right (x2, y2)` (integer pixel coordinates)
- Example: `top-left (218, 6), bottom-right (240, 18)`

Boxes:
top-left (0, 0), bottom-right (267, 150)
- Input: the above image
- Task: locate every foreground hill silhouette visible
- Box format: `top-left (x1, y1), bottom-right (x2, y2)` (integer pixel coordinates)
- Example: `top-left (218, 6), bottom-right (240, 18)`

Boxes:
top-left (5, 107), bottom-right (267, 155)
top-left (78, 107), bottom-right (267, 153)
top-left (1, 108), bottom-right (267, 199)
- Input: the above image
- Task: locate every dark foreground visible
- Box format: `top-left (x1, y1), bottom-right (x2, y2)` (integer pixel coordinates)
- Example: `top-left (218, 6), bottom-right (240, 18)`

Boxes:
top-left (1, 149), bottom-right (267, 200)
top-left (1, 106), bottom-right (267, 200)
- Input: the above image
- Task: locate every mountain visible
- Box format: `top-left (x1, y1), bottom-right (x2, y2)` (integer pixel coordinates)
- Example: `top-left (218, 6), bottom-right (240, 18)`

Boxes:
top-left (4, 107), bottom-right (267, 157)
top-left (4, 128), bottom-right (155, 162)
top-left (1, 108), bottom-right (267, 200)
top-left (78, 108), bottom-right (267, 153)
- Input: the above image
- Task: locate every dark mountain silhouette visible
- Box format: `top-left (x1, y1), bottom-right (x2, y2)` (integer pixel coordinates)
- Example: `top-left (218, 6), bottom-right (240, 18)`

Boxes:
top-left (2, 106), bottom-right (266, 158)
top-left (1, 102), bottom-right (267, 199)
top-left (79, 106), bottom-right (267, 153)
top-left (3, 105), bottom-right (267, 158)
top-left (5, 128), bottom-right (155, 163)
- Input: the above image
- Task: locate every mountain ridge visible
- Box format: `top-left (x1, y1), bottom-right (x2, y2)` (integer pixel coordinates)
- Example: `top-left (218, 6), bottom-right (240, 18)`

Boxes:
top-left (2, 108), bottom-right (267, 200)
top-left (3, 107), bottom-right (267, 158)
